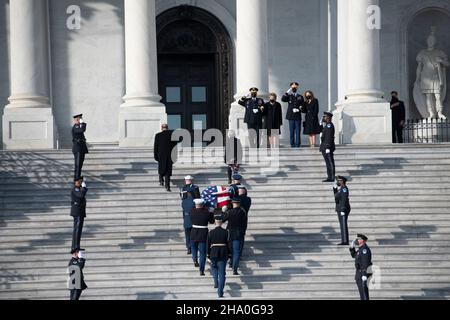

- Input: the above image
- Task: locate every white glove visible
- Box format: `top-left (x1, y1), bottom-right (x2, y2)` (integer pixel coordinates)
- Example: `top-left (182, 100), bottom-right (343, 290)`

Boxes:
top-left (81, 182), bottom-right (87, 188)
top-left (78, 250), bottom-right (86, 259)
top-left (326, 149), bottom-right (330, 154)
top-left (333, 182), bottom-right (338, 189)
top-left (362, 276), bottom-right (368, 282)
top-left (340, 212), bottom-right (345, 216)
top-left (350, 240), bottom-right (356, 249)
top-left (287, 88), bottom-right (292, 94)
top-left (293, 108), bottom-right (299, 113)
top-left (79, 118), bottom-right (84, 124)
top-left (253, 109), bottom-right (259, 114)
top-left (221, 206), bottom-right (228, 213)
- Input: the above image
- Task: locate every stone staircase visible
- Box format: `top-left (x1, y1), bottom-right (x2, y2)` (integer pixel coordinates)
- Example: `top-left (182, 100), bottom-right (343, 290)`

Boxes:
top-left (1, 144), bottom-right (450, 300)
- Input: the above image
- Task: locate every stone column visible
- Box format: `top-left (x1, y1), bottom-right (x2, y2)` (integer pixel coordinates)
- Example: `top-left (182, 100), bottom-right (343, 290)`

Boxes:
top-left (2, 0), bottom-right (57, 150)
top-left (334, 0), bottom-right (391, 144)
top-left (229, 0), bottom-right (269, 146)
top-left (119, 0), bottom-right (167, 147)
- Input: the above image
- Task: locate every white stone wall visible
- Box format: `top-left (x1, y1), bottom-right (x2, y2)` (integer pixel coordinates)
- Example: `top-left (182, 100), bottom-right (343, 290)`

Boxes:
top-left (49, 0), bottom-right (124, 148)
top-left (0, 0), bottom-right (9, 148)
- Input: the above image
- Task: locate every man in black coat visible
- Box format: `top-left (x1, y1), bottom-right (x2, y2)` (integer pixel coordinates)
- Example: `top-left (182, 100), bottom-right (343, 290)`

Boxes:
top-left (238, 87), bottom-right (265, 148)
top-left (390, 91), bottom-right (406, 144)
top-left (190, 199), bottom-right (215, 276)
top-left (282, 82), bottom-right (304, 148)
top-left (68, 249), bottom-right (88, 300)
top-left (70, 177), bottom-right (87, 252)
top-left (225, 130), bottom-right (243, 184)
top-left (350, 234), bottom-right (373, 300)
top-left (333, 176), bottom-right (351, 245)
top-left (154, 124), bottom-right (177, 192)
top-left (207, 215), bottom-right (230, 298)
top-left (223, 198), bottom-right (248, 275)
top-left (320, 112), bottom-right (336, 182)
top-left (72, 114), bottom-right (89, 180)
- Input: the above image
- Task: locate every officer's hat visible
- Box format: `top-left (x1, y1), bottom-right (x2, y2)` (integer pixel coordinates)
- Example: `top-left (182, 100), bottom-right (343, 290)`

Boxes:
top-left (70, 248), bottom-right (79, 254)
top-left (184, 175), bottom-right (194, 180)
top-left (249, 87), bottom-right (259, 92)
top-left (336, 176), bottom-right (347, 183)
top-left (323, 112), bottom-right (333, 118)
top-left (232, 174), bottom-right (242, 181)
top-left (214, 214), bottom-right (224, 221)
top-left (193, 198), bottom-right (205, 205)
top-left (231, 197), bottom-right (241, 203)
top-left (73, 114), bottom-right (83, 119)
top-left (356, 234), bottom-right (368, 241)
top-left (290, 82), bottom-right (300, 87)
top-left (238, 185), bottom-right (247, 190)
top-left (74, 176), bottom-right (84, 182)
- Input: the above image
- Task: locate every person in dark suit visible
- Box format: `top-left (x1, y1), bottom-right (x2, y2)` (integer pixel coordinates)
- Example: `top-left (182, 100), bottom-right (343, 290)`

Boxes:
top-left (207, 215), bottom-right (230, 298)
top-left (154, 124), bottom-right (177, 192)
top-left (238, 87), bottom-right (265, 148)
top-left (302, 90), bottom-right (322, 148)
top-left (390, 91), bottom-right (406, 143)
top-left (72, 114), bottom-right (88, 180)
top-left (333, 176), bottom-right (351, 245)
top-left (319, 112), bottom-right (336, 182)
top-left (70, 177), bottom-right (87, 252)
top-left (68, 249), bottom-right (87, 300)
top-left (224, 130), bottom-right (243, 184)
top-left (263, 93), bottom-right (283, 148)
top-left (282, 82), bottom-right (304, 148)
top-left (190, 199), bottom-right (215, 276)
top-left (350, 234), bottom-right (372, 300)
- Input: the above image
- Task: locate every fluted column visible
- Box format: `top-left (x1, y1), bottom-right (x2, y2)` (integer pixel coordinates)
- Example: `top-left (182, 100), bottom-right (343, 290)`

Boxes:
top-left (2, 0), bottom-right (57, 149)
top-left (119, 0), bottom-right (167, 147)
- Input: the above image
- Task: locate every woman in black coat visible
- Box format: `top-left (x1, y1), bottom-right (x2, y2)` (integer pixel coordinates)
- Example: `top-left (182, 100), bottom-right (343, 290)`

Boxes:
top-left (302, 90), bottom-right (321, 148)
top-left (263, 93), bottom-right (283, 148)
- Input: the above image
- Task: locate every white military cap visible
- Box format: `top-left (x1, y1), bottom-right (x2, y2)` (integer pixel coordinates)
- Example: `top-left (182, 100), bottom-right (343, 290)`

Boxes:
top-left (193, 198), bottom-right (204, 205)
top-left (184, 175), bottom-right (194, 180)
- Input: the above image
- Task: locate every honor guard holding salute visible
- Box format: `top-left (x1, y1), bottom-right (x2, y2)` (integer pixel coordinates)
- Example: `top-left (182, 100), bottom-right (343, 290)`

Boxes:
top-left (239, 87), bottom-right (265, 148)
top-left (333, 176), bottom-right (351, 245)
top-left (350, 234), bottom-right (373, 300)
top-left (207, 214), bottom-right (230, 298)
top-left (68, 248), bottom-right (88, 300)
top-left (282, 82), bottom-right (304, 148)
top-left (72, 114), bottom-right (88, 180)
top-left (180, 175), bottom-right (200, 200)
top-left (320, 112), bottom-right (336, 182)
top-left (71, 177), bottom-right (88, 253)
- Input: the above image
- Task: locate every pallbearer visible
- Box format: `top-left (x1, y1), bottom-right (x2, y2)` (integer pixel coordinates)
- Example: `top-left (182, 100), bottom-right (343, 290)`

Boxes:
top-left (333, 176), bottom-right (351, 245)
top-left (180, 175), bottom-right (200, 199)
top-left (72, 114), bottom-right (88, 180)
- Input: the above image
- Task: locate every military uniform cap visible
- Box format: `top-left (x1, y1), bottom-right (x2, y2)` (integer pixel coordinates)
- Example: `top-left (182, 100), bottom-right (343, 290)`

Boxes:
top-left (357, 234), bottom-right (368, 241)
top-left (214, 214), bottom-right (224, 221)
top-left (73, 114), bottom-right (83, 119)
top-left (324, 112), bottom-right (333, 118)
top-left (184, 175), bottom-right (194, 180)
top-left (193, 198), bottom-right (205, 205)
top-left (232, 174), bottom-right (242, 180)
top-left (336, 176), bottom-right (348, 183)
top-left (290, 82), bottom-right (300, 87)
top-left (249, 87), bottom-right (259, 92)
top-left (231, 197), bottom-right (241, 203)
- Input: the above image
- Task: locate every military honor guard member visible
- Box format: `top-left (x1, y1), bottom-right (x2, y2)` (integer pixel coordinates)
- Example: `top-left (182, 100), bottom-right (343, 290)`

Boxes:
top-left (282, 82), bottom-right (304, 148)
top-left (207, 214), bottom-right (230, 298)
top-left (333, 176), bottom-right (351, 245)
top-left (223, 198), bottom-right (248, 275)
top-left (181, 188), bottom-right (196, 255)
top-left (154, 124), bottom-right (177, 192)
top-left (180, 175), bottom-right (201, 200)
top-left (229, 174), bottom-right (243, 198)
top-left (238, 87), bottom-right (265, 148)
top-left (238, 186), bottom-right (252, 215)
top-left (320, 112), bottom-right (336, 182)
top-left (72, 114), bottom-right (89, 180)
top-left (71, 177), bottom-right (87, 252)
top-left (68, 248), bottom-right (87, 300)
top-left (189, 199), bottom-right (215, 276)
top-left (350, 234), bottom-right (373, 300)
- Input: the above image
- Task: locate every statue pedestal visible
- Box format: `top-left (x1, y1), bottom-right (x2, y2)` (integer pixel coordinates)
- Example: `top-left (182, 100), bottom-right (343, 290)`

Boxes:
top-left (333, 101), bottom-right (392, 144)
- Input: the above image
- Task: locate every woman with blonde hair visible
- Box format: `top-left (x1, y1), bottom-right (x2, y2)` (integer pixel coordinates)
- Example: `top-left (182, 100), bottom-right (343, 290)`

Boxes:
top-left (302, 90), bottom-right (321, 147)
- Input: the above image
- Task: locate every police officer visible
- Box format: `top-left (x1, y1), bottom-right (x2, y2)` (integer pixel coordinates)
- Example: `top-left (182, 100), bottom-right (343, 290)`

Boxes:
top-left (190, 199), bottom-right (215, 276)
top-left (71, 177), bottom-right (87, 252)
top-left (350, 234), bottom-right (372, 300)
top-left (333, 176), bottom-right (351, 245)
top-left (282, 82), bottom-right (304, 148)
top-left (68, 248), bottom-right (87, 300)
top-left (180, 175), bottom-right (201, 200)
top-left (238, 87), bottom-right (265, 148)
top-left (229, 174), bottom-right (243, 198)
top-left (223, 198), bottom-right (248, 275)
top-left (72, 114), bottom-right (89, 180)
top-left (320, 112), bottom-right (336, 182)
top-left (181, 189), bottom-right (195, 255)
top-left (207, 214), bottom-right (230, 298)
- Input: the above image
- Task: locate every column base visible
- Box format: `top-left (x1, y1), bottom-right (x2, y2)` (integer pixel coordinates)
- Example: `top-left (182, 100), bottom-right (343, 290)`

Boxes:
top-left (333, 101), bottom-right (392, 144)
top-left (119, 105), bottom-right (167, 148)
top-left (2, 106), bottom-right (57, 150)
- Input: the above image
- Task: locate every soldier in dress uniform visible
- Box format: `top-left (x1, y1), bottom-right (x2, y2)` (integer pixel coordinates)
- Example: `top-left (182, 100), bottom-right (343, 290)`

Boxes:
top-left (68, 248), bottom-right (87, 300)
top-left (350, 234), bottom-right (373, 300)
top-left (238, 186), bottom-right (252, 215)
top-left (72, 114), bottom-right (89, 180)
top-left (319, 112), bottom-right (336, 182)
top-left (229, 174), bottom-right (243, 198)
top-left (282, 82), bottom-right (304, 148)
top-left (181, 188), bottom-right (195, 255)
top-left (238, 87), bottom-right (265, 148)
top-left (207, 214), bottom-right (230, 298)
top-left (223, 198), bottom-right (248, 275)
top-left (189, 198), bottom-right (215, 276)
top-left (333, 176), bottom-right (351, 245)
top-left (180, 175), bottom-right (201, 200)
top-left (70, 177), bottom-right (87, 252)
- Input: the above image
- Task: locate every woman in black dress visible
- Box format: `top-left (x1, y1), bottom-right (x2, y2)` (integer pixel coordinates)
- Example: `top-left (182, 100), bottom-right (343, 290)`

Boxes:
top-left (302, 90), bottom-right (321, 148)
top-left (263, 93), bottom-right (283, 148)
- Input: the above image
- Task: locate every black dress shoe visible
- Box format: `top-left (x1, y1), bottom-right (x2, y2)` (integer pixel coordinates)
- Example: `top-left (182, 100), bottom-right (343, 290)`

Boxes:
top-left (338, 242), bottom-right (349, 246)
top-left (233, 270), bottom-right (239, 275)
top-left (200, 272), bottom-right (205, 276)
top-left (187, 249), bottom-right (191, 255)
top-left (166, 188), bottom-right (171, 192)
top-left (214, 284), bottom-right (218, 289)
top-left (194, 262), bottom-right (199, 268)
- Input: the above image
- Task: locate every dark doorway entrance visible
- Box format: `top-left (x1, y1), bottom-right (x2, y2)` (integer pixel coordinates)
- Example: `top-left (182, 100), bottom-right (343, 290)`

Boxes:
top-left (156, 6), bottom-right (233, 137)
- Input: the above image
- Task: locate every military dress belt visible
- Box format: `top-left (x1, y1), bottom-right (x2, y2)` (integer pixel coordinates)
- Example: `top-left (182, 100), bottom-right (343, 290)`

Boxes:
top-left (211, 244), bottom-right (227, 247)
top-left (192, 225), bottom-right (208, 229)
top-left (73, 139), bottom-right (86, 143)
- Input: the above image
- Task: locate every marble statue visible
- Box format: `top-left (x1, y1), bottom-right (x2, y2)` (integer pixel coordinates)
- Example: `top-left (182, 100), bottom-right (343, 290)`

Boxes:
top-left (414, 27), bottom-right (450, 120)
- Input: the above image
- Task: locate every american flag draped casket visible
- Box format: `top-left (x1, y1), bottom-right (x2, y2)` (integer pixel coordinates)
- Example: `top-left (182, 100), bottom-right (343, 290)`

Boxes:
top-left (201, 185), bottom-right (231, 209)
